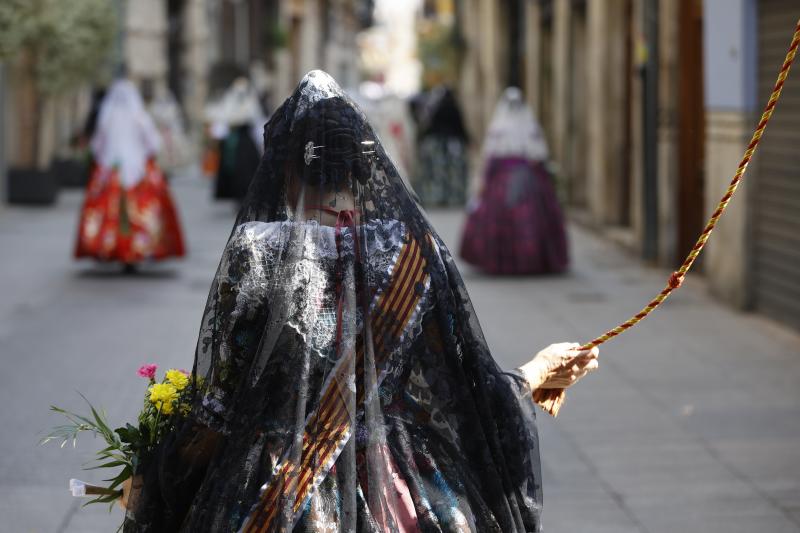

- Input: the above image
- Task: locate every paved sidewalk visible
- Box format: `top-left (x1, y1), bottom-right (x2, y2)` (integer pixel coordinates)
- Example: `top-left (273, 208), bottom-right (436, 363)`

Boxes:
top-left (0, 176), bottom-right (235, 533)
top-left (434, 210), bottom-right (800, 533)
top-left (0, 180), bottom-right (798, 532)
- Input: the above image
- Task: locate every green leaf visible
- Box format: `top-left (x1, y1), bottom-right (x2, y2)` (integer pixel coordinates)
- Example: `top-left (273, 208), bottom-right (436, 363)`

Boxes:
top-left (94, 445), bottom-right (117, 454)
top-left (48, 405), bottom-right (98, 430)
top-left (114, 427), bottom-right (131, 443)
top-left (115, 423), bottom-right (142, 445)
top-left (82, 493), bottom-right (119, 507)
top-left (77, 393), bottom-right (111, 431)
top-left (85, 460), bottom-right (127, 470)
top-left (104, 465), bottom-right (132, 489)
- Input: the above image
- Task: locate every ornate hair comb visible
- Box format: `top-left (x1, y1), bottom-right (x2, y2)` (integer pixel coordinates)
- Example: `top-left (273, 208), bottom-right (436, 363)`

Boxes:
top-left (304, 141), bottom-right (324, 166)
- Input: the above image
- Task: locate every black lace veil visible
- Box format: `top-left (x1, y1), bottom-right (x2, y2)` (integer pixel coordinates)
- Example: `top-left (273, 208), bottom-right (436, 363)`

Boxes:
top-left (126, 70), bottom-right (542, 532)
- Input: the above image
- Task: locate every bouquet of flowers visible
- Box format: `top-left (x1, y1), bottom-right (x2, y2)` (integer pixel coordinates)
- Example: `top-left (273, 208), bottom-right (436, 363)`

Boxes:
top-left (42, 363), bottom-right (191, 508)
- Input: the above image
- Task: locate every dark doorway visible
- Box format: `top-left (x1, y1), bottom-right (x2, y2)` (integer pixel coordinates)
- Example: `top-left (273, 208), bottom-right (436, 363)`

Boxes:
top-left (677, 0), bottom-right (706, 263)
top-left (167, 0), bottom-right (186, 104)
top-left (566, 0), bottom-right (588, 208)
top-left (620, 0), bottom-right (634, 226)
top-left (507, 0), bottom-right (523, 88)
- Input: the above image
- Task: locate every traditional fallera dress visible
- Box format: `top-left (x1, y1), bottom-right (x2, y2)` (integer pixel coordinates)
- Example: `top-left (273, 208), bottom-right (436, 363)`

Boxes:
top-left (352, 81), bottom-right (417, 187)
top-left (147, 88), bottom-right (192, 175)
top-left (411, 88), bottom-right (470, 207)
top-left (460, 88), bottom-right (569, 275)
top-left (75, 80), bottom-right (185, 264)
top-left (206, 78), bottom-right (266, 201)
top-left (125, 71), bottom-right (543, 532)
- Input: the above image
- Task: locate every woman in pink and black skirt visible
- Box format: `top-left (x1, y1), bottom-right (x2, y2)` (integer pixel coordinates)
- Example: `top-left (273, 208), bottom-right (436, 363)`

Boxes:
top-left (460, 88), bottom-right (568, 275)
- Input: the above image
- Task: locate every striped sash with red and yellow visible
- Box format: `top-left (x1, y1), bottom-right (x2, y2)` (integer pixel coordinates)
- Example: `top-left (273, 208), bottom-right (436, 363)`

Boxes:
top-left (241, 233), bottom-right (430, 533)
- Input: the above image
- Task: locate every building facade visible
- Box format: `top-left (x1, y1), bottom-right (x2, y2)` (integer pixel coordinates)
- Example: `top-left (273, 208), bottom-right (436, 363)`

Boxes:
top-left (724, 0), bottom-right (800, 329)
top-left (0, 0), bottom-right (371, 203)
top-left (519, 0), bottom-right (800, 330)
top-left (126, 0), bottom-right (366, 129)
top-left (125, 0), bottom-right (211, 130)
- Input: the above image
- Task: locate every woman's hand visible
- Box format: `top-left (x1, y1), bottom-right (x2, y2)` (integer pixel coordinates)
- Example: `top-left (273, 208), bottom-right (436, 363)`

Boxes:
top-left (118, 475), bottom-right (143, 511)
top-left (519, 342), bottom-right (599, 391)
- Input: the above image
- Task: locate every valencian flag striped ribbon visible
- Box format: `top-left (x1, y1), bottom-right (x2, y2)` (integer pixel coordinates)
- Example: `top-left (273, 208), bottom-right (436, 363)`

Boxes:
top-left (241, 233), bottom-right (430, 532)
top-left (534, 18), bottom-right (800, 417)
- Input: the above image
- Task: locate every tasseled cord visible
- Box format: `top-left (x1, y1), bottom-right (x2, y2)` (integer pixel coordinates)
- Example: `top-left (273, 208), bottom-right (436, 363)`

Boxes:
top-left (532, 388), bottom-right (566, 417)
top-left (530, 19), bottom-right (800, 417)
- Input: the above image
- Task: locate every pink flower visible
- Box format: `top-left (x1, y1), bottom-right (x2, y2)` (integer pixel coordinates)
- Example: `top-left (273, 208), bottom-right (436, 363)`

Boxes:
top-left (179, 369), bottom-right (190, 377)
top-left (137, 364), bottom-right (158, 380)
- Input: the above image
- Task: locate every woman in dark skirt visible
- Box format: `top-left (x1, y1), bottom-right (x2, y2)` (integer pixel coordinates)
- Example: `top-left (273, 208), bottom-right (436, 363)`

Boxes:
top-left (208, 77), bottom-right (265, 202)
top-left (412, 87), bottom-right (470, 207)
top-left (460, 88), bottom-right (569, 275)
top-left (122, 72), bottom-right (597, 532)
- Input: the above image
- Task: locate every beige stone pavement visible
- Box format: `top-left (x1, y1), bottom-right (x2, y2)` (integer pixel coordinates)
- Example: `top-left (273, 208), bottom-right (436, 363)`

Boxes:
top-left (0, 179), bottom-right (798, 532)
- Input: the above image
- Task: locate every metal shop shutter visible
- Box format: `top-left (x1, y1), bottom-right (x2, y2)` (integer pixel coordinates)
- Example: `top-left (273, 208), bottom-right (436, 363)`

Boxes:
top-left (753, 0), bottom-right (800, 330)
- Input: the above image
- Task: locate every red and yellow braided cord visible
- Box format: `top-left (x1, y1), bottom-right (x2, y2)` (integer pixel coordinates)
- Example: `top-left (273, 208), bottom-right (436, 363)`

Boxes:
top-left (534, 18), bottom-right (800, 417)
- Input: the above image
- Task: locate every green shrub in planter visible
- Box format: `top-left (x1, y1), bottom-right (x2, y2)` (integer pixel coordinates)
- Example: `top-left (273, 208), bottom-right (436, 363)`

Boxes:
top-left (0, 0), bottom-right (116, 204)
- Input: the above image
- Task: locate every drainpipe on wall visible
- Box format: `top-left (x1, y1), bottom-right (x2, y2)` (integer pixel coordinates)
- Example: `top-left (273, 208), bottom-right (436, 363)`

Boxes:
top-left (508, 0), bottom-right (523, 88)
top-left (114, 0), bottom-right (127, 77)
top-left (0, 64), bottom-right (5, 205)
top-left (642, 0), bottom-right (659, 261)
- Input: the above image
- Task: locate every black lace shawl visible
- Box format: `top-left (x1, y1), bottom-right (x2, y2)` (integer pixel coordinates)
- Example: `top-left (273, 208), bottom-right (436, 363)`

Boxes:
top-left (125, 70), bottom-right (542, 533)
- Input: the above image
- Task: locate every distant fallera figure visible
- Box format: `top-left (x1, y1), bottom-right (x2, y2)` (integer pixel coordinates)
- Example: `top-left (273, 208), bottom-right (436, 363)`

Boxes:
top-left (206, 77), bottom-right (266, 202)
top-left (121, 71), bottom-right (597, 532)
top-left (146, 86), bottom-right (192, 175)
top-left (352, 81), bottom-right (417, 190)
top-left (460, 88), bottom-right (569, 275)
top-left (74, 79), bottom-right (185, 266)
top-left (411, 87), bottom-right (470, 207)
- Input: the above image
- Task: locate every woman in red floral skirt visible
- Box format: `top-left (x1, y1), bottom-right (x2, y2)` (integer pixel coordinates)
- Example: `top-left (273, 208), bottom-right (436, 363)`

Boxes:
top-left (75, 79), bottom-right (185, 267)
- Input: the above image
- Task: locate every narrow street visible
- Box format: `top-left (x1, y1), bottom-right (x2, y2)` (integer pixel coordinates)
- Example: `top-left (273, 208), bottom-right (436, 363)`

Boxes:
top-left (1, 177), bottom-right (799, 533)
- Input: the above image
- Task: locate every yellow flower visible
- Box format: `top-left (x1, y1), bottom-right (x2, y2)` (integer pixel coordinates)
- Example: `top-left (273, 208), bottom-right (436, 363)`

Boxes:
top-left (156, 401), bottom-right (174, 415)
top-left (165, 369), bottom-right (190, 391)
top-left (148, 383), bottom-right (178, 414)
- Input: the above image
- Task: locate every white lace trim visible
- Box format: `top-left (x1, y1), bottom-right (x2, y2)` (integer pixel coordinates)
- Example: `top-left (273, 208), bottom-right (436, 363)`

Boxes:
top-left (233, 219), bottom-right (405, 261)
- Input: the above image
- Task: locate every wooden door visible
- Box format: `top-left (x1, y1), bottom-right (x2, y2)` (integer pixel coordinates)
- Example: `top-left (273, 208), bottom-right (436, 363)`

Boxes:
top-left (677, 0), bottom-right (706, 263)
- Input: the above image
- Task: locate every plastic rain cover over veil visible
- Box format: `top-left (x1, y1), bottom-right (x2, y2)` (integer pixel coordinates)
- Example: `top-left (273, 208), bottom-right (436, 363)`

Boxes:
top-left (125, 71), bottom-right (543, 533)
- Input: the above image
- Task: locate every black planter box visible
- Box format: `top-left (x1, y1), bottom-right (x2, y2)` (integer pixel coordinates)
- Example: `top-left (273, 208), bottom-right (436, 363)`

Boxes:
top-left (7, 166), bottom-right (59, 205)
top-left (52, 157), bottom-right (89, 188)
